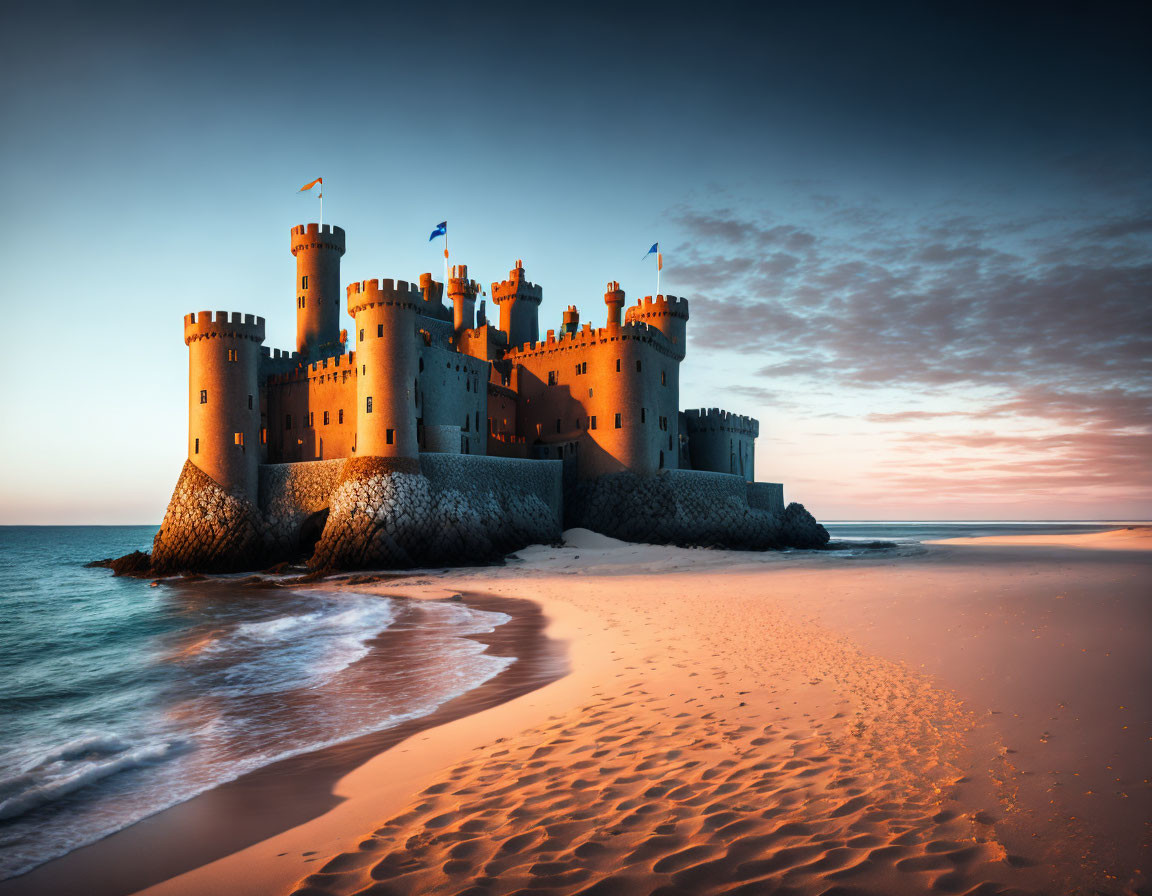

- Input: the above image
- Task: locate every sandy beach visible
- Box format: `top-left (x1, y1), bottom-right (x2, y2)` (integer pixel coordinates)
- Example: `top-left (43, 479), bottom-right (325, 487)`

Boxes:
top-left (4, 528), bottom-right (1149, 896)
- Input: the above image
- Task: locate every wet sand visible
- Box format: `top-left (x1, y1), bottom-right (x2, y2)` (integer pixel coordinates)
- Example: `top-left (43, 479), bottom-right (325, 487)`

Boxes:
top-left (5, 529), bottom-right (1149, 896)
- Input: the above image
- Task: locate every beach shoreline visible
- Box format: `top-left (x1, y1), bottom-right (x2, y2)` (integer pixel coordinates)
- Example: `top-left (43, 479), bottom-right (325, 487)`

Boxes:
top-left (3, 527), bottom-right (1148, 896)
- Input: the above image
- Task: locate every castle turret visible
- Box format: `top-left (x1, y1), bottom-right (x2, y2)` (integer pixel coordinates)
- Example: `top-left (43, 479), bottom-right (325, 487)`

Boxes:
top-left (492, 260), bottom-right (542, 348)
top-left (184, 311), bottom-right (266, 501)
top-left (624, 295), bottom-right (690, 360)
top-left (447, 264), bottom-right (478, 333)
top-left (348, 278), bottom-right (420, 458)
top-left (562, 305), bottom-right (579, 335)
top-left (604, 281), bottom-right (625, 329)
top-left (684, 408), bottom-right (759, 481)
top-left (291, 224), bottom-right (346, 359)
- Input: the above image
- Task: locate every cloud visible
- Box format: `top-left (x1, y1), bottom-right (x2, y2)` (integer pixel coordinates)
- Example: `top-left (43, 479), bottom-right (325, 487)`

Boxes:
top-left (669, 194), bottom-right (1152, 509)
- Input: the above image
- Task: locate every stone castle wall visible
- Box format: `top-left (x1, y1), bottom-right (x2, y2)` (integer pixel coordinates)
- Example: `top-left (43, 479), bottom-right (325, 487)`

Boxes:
top-left (747, 481), bottom-right (785, 515)
top-left (568, 469), bottom-right (827, 550)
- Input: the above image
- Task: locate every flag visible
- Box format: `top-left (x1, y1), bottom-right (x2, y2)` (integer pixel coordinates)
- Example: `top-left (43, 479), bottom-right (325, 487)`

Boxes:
top-left (429, 221), bottom-right (447, 241)
top-left (299, 177), bottom-right (323, 192)
top-left (643, 242), bottom-right (658, 259)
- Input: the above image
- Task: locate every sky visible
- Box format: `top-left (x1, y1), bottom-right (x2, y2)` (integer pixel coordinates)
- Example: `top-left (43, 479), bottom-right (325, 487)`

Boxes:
top-left (0, 0), bottom-right (1149, 523)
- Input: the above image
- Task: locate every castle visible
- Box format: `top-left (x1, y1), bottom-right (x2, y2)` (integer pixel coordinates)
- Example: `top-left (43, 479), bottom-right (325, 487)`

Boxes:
top-left (153, 222), bottom-right (826, 572)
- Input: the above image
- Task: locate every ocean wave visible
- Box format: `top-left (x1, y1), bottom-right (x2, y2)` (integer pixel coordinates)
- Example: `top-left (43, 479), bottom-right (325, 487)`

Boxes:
top-left (0, 735), bottom-right (191, 822)
top-left (192, 596), bottom-right (398, 695)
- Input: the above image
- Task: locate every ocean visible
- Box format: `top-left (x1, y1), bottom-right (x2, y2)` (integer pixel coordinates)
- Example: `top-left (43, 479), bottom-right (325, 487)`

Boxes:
top-left (0, 526), bottom-right (514, 880)
top-left (0, 520), bottom-right (1138, 880)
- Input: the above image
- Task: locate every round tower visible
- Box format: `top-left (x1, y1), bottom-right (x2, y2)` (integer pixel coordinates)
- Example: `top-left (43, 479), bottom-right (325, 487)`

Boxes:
top-left (347, 278), bottom-right (421, 458)
top-left (291, 223), bottom-right (346, 359)
top-left (562, 305), bottom-right (579, 335)
top-left (624, 295), bottom-right (690, 360)
top-left (491, 260), bottom-right (542, 348)
top-left (604, 281), bottom-right (625, 329)
top-left (184, 310), bottom-right (266, 501)
top-left (447, 264), bottom-right (478, 333)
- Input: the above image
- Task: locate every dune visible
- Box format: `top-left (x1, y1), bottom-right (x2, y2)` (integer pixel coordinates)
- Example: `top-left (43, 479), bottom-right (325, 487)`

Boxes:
top-left (26, 528), bottom-right (1146, 896)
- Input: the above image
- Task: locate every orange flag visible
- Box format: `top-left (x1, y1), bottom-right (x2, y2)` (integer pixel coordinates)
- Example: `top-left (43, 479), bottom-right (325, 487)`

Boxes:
top-left (299, 177), bottom-right (322, 192)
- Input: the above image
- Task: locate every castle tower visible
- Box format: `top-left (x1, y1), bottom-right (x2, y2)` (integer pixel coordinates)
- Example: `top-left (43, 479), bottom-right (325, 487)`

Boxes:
top-left (604, 281), bottom-right (625, 328)
top-left (491, 260), bottom-right (542, 348)
top-left (447, 264), bottom-right (478, 333)
top-left (562, 305), bottom-right (579, 335)
top-left (291, 223), bottom-right (346, 359)
top-left (684, 409), bottom-right (759, 481)
top-left (347, 278), bottom-right (421, 458)
top-left (184, 311), bottom-right (266, 501)
top-left (624, 295), bottom-right (690, 360)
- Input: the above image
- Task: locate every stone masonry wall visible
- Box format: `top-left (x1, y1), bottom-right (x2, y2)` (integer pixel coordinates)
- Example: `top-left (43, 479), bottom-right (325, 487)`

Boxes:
top-left (259, 459), bottom-right (347, 556)
top-left (568, 469), bottom-right (827, 550)
top-left (747, 481), bottom-right (785, 515)
top-left (310, 456), bottom-right (562, 570)
top-left (152, 460), bottom-right (269, 573)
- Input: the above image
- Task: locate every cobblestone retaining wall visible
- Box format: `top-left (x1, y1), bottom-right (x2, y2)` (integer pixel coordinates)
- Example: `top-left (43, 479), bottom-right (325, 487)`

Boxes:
top-left (259, 459), bottom-right (347, 556)
top-left (568, 469), bottom-right (828, 549)
top-left (746, 481), bottom-right (785, 515)
top-left (152, 460), bottom-right (269, 573)
top-left (310, 455), bottom-right (562, 570)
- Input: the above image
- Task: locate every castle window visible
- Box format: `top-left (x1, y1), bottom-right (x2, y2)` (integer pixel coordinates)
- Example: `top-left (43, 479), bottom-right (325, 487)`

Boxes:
top-left (581, 362), bottom-right (587, 374)
top-left (466, 379), bottom-right (470, 392)
top-left (308, 411), bottom-right (314, 427)
top-left (661, 370), bottom-right (667, 386)
top-left (362, 365), bottom-right (366, 375)
top-left (227, 349), bottom-right (237, 362)
top-left (590, 416), bottom-right (597, 430)
top-left (359, 328), bottom-right (364, 342)
top-left (200, 389), bottom-right (207, 404)
top-left (614, 413), bottom-right (622, 429)
top-left (419, 358), bottom-right (424, 372)
top-left (616, 359), bottom-right (621, 372)
top-left (323, 410), bottom-right (329, 425)
top-left (588, 388), bottom-right (593, 397)
top-left (659, 450), bottom-right (664, 469)
top-left (338, 409), bottom-right (344, 424)
top-left (669, 435), bottom-right (673, 450)
top-left (377, 324), bottom-right (383, 338)
top-left (366, 396), bottom-right (373, 413)
top-left (194, 438), bottom-right (199, 454)
top-left (575, 363), bottom-right (580, 375)
top-left (300, 296), bottom-right (306, 308)
top-left (641, 408), bottom-right (646, 424)
top-left (301, 275), bottom-right (308, 289)
top-left (234, 432), bottom-right (244, 447)
top-left (556, 418), bottom-right (561, 433)
top-left (548, 371), bottom-right (556, 385)
top-left (248, 394), bottom-right (253, 410)
top-left (636, 360), bottom-right (642, 372)
top-left (286, 414), bottom-right (292, 429)
top-left (261, 427), bottom-right (267, 444)
top-left (386, 429), bottom-right (394, 445)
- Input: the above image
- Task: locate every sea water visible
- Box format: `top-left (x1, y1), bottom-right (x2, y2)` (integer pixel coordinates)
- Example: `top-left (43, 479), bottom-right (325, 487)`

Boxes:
top-left (0, 526), bottom-right (513, 880)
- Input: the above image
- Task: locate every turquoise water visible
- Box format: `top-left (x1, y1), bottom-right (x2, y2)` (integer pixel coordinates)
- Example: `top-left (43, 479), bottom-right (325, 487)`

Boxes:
top-left (0, 526), bottom-right (513, 880)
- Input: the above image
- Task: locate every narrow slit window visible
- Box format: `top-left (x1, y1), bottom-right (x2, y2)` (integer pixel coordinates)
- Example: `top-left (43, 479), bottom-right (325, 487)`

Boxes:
top-left (636, 360), bottom-right (642, 372)
top-left (386, 428), bottom-right (394, 445)
top-left (194, 437), bottom-right (199, 454)
top-left (641, 408), bottom-right (646, 423)
top-left (614, 412), bottom-right (622, 429)
top-left (366, 396), bottom-right (373, 413)
top-left (308, 411), bottom-right (314, 427)
top-left (234, 432), bottom-right (244, 447)
top-left (301, 275), bottom-right (308, 289)
top-left (323, 410), bottom-right (329, 425)
top-left (359, 328), bottom-right (364, 342)
top-left (338, 409), bottom-right (344, 424)
top-left (199, 389), bottom-right (207, 404)
top-left (248, 394), bottom-right (253, 410)
top-left (377, 324), bottom-right (383, 337)
top-left (616, 358), bottom-right (621, 372)
top-left (590, 415), bottom-right (597, 430)
top-left (661, 370), bottom-right (667, 386)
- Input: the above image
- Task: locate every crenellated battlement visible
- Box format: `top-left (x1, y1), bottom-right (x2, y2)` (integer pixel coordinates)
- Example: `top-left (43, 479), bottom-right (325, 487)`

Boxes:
top-left (504, 317), bottom-right (682, 362)
top-left (492, 259), bottom-right (543, 304)
top-left (684, 408), bottom-right (760, 437)
top-left (184, 310), bottom-right (266, 345)
top-left (290, 223), bottom-right (346, 256)
top-left (624, 294), bottom-right (690, 323)
top-left (448, 264), bottom-right (480, 297)
top-left (265, 350), bottom-right (359, 385)
top-left (346, 278), bottom-right (422, 316)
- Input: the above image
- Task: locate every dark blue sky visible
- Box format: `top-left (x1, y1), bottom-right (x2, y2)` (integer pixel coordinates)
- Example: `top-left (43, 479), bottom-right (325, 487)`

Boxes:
top-left (1, 0), bottom-right (1148, 520)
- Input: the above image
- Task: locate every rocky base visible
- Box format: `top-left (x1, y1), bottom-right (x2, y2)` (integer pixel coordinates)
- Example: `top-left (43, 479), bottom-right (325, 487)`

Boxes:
top-left (568, 470), bottom-right (829, 550)
top-left (151, 460), bottom-right (269, 573)
top-left (310, 457), bottom-right (561, 570)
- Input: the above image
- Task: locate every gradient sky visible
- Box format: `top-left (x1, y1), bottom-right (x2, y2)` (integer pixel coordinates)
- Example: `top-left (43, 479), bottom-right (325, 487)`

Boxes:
top-left (1, 0), bottom-right (1149, 523)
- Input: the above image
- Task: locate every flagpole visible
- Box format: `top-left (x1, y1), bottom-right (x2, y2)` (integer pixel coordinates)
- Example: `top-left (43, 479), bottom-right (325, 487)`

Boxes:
top-left (444, 226), bottom-right (449, 288)
top-left (319, 188), bottom-right (323, 229)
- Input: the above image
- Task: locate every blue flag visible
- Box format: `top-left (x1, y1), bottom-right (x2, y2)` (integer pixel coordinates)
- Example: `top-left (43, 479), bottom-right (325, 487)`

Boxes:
top-left (429, 221), bottom-right (447, 241)
top-left (643, 242), bottom-right (658, 259)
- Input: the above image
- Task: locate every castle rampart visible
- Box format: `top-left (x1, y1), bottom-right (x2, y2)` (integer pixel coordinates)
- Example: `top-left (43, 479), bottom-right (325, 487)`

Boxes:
top-left (624, 295), bottom-right (689, 361)
top-left (491, 260), bottom-right (542, 349)
top-left (683, 408), bottom-right (758, 481)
